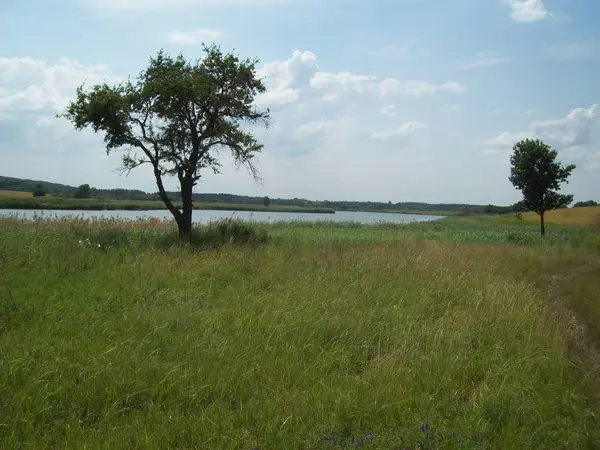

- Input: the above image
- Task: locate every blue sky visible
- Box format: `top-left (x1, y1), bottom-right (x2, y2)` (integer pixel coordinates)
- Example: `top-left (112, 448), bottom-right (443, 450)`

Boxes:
top-left (1, 0), bottom-right (599, 204)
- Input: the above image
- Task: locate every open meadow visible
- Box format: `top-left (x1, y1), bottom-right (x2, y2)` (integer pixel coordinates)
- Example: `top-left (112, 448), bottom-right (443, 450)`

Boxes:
top-left (1, 214), bottom-right (600, 449)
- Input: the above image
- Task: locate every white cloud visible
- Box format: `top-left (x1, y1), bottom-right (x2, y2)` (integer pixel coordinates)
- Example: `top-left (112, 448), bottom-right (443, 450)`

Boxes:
top-left (310, 72), bottom-right (375, 93)
top-left (0, 57), bottom-right (47, 82)
top-left (295, 118), bottom-right (336, 137)
top-left (256, 50), bottom-right (467, 105)
top-left (458, 52), bottom-right (510, 71)
top-left (253, 50), bottom-right (468, 105)
top-left (256, 50), bottom-right (318, 106)
top-left (504, 0), bottom-right (548, 22)
top-left (0, 56), bottom-right (116, 113)
top-left (525, 108), bottom-right (536, 115)
top-left (165, 28), bottom-right (223, 44)
top-left (370, 121), bottom-right (428, 140)
top-left (377, 79), bottom-right (467, 97)
top-left (476, 131), bottom-right (535, 154)
top-left (532, 105), bottom-right (599, 147)
top-left (477, 105), bottom-right (600, 169)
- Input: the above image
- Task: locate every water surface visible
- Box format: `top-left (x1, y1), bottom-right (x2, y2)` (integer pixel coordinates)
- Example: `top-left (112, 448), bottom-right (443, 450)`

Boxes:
top-left (0, 209), bottom-right (445, 224)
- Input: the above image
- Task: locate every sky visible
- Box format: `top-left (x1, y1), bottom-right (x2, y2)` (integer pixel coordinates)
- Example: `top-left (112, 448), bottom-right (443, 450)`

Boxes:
top-left (1, 0), bottom-right (599, 205)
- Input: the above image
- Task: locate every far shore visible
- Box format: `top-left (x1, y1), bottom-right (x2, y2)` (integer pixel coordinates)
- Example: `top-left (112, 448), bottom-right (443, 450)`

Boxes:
top-left (0, 198), bottom-right (335, 214)
top-left (0, 196), bottom-right (455, 216)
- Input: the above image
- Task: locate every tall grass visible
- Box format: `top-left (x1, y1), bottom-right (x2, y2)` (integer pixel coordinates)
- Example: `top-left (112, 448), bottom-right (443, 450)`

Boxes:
top-left (0, 217), bottom-right (599, 449)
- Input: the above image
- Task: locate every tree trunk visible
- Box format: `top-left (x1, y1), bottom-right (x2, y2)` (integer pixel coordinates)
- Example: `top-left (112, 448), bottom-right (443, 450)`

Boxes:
top-left (179, 177), bottom-right (194, 239)
top-left (540, 211), bottom-right (545, 236)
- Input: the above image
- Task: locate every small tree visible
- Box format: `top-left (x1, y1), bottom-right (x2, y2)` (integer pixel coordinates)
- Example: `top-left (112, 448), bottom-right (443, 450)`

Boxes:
top-left (74, 183), bottom-right (91, 199)
top-left (509, 139), bottom-right (575, 236)
top-left (32, 183), bottom-right (46, 197)
top-left (61, 44), bottom-right (270, 238)
top-left (263, 196), bottom-right (270, 207)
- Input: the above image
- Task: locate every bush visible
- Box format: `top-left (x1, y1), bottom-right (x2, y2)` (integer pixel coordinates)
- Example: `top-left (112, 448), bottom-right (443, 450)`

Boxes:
top-left (155, 219), bottom-right (270, 249)
top-left (515, 212), bottom-right (524, 221)
top-left (197, 219), bottom-right (270, 247)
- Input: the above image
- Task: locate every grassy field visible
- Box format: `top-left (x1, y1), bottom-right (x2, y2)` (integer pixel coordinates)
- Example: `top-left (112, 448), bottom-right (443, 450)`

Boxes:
top-left (0, 194), bottom-right (335, 214)
top-left (1, 216), bottom-right (599, 449)
top-left (521, 206), bottom-right (600, 226)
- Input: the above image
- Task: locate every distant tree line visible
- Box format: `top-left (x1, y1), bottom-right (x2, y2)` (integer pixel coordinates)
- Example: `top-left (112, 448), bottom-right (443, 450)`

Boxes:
top-left (573, 200), bottom-right (598, 208)
top-left (483, 201), bottom-right (529, 215)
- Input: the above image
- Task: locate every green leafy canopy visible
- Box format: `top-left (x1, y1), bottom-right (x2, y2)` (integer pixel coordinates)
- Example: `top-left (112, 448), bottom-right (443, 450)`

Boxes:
top-left (59, 43), bottom-right (270, 185)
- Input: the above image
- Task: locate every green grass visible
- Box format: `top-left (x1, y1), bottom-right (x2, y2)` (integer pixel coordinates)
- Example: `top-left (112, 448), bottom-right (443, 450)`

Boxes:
top-left (1, 216), bottom-right (599, 449)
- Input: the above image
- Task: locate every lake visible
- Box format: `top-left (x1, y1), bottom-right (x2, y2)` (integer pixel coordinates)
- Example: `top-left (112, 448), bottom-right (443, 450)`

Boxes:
top-left (0, 209), bottom-right (445, 224)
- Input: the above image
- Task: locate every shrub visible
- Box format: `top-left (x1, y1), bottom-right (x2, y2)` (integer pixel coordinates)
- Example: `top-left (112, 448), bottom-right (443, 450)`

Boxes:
top-left (200, 218), bottom-right (270, 247)
top-left (156, 219), bottom-right (270, 249)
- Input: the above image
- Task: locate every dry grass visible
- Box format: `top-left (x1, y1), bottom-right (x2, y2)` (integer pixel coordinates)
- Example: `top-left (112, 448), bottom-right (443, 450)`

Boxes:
top-left (522, 206), bottom-right (600, 226)
top-left (0, 189), bottom-right (33, 198)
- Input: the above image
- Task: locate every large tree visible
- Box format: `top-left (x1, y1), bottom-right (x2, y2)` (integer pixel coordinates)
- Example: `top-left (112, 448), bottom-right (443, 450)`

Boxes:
top-left (61, 44), bottom-right (270, 237)
top-left (509, 138), bottom-right (576, 236)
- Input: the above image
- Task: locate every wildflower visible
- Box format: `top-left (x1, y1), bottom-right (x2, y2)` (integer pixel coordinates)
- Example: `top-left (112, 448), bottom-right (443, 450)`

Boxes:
top-left (97, 244), bottom-right (101, 248)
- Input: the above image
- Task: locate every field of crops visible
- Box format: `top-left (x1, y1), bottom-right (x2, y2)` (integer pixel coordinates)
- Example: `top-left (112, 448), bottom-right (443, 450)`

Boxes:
top-left (522, 206), bottom-right (600, 226)
top-left (0, 189), bottom-right (33, 198)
